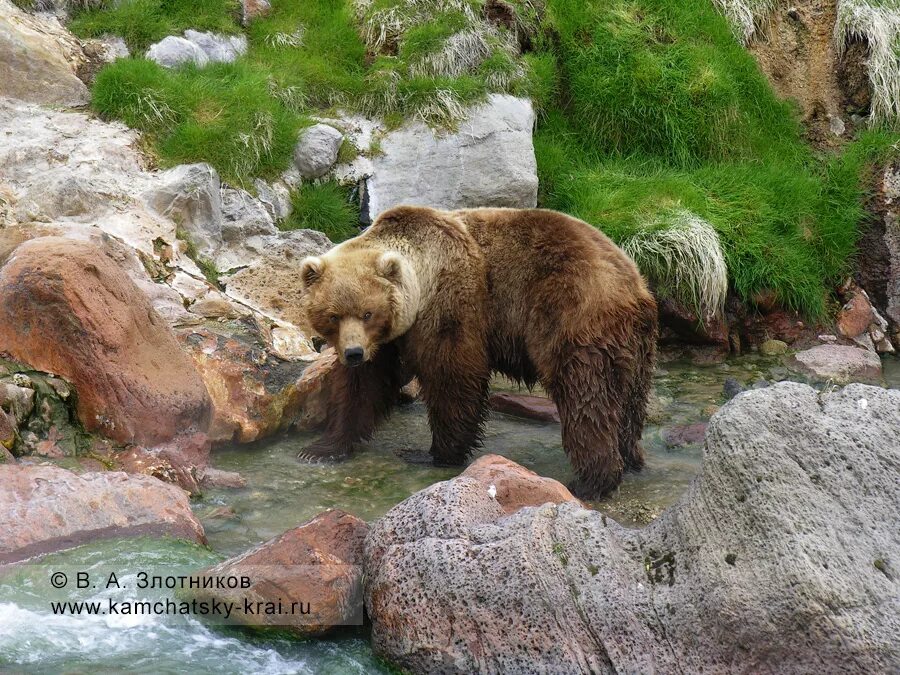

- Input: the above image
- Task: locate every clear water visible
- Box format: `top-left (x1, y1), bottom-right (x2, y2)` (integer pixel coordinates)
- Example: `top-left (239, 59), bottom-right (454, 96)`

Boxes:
top-left (2, 353), bottom-right (897, 673)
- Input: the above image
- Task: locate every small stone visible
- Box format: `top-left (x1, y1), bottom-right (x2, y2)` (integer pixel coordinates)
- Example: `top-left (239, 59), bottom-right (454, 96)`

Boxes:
top-left (829, 116), bottom-right (846, 137)
top-left (241, 0), bottom-right (272, 25)
top-left (293, 124), bottom-right (344, 179)
top-left (146, 36), bottom-right (209, 69)
top-left (836, 291), bottom-right (874, 338)
top-left (661, 423), bottom-right (707, 448)
top-left (759, 339), bottom-right (788, 356)
top-left (723, 378), bottom-right (744, 401)
top-left (200, 467), bottom-right (247, 489)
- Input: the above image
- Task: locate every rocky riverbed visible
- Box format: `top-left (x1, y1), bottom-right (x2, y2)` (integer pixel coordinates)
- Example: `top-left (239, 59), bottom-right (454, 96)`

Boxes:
top-left (2, 354), bottom-right (898, 673)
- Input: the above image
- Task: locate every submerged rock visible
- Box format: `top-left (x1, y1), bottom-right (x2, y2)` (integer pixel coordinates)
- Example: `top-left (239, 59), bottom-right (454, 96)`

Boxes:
top-left (188, 509), bottom-right (367, 636)
top-left (365, 382), bottom-right (900, 673)
top-left (488, 392), bottom-right (559, 423)
top-left (790, 344), bottom-right (882, 383)
top-left (0, 464), bottom-right (206, 564)
top-left (363, 94), bottom-right (538, 222)
top-left (0, 237), bottom-right (211, 446)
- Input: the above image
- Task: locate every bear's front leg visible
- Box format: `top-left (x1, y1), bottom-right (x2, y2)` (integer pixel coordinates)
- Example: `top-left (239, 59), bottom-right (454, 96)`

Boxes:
top-left (298, 344), bottom-right (404, 462)
top-left (415, 337), bottom-right (490, 466)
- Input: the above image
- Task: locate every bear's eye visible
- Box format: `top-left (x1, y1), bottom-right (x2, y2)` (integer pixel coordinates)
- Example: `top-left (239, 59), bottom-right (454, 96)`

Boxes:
top-left (329, 314), bottom-right (339, 324)
top-left (363, 311), bottom-right (372, 322)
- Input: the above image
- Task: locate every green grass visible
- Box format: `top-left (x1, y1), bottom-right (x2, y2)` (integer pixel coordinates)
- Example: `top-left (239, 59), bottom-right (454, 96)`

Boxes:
top-left (92, 59), bottom-right (301, 184)
top-left (74, 0), bottom-right (900, 318)
top-left (280, 181), bottom-right (360, 242)
top-left (69, 0), bottom-right (241, 52)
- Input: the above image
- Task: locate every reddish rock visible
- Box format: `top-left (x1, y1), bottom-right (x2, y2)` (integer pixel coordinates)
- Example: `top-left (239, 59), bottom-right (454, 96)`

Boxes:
top-left (662, 423), bottom-right (707, 448)
top-left (836, 289), bottom-right (874, 338)
top-left (200, 467), bottom-right (247, 489)
top-left (178, 321), bottom-right (335, 444)
top-left (489, 392), bottom-right (560, 423)
top-left (115, 432), bottom-right (210, 494)
top-left (0, 464), bottom-right (205, 564)
top-left (462, 454), bottom-right (579, 515)
top-left (0, 237), bottom-right (211, 446)
top-left (241, 0), bottom-right (271, 25)
top-left (189, 509), bottom-right (367, 636)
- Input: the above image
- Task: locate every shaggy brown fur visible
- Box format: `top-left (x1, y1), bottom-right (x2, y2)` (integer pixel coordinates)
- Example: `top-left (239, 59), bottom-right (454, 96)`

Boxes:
top-left (298, 206), bottom-right (657, 498)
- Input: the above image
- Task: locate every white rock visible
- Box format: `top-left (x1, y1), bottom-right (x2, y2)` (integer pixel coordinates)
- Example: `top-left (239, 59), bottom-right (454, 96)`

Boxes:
top-left (363, 94), bottom-right (538, 222)
top-left (146, 36), bottom-right (209, 68)
top-left (145, 163), bottom-right (224, 255)
top-left (293, 123), bottom-right (344, 179)
top-left (184, 30), bottom-right (248, 64)
top-left (254, 178), bottom-right (292, 222)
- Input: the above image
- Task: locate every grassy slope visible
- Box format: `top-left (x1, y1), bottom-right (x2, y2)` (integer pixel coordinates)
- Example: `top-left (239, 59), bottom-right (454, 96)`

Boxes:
top-left (538, 0), bottom-right (899, 317)
top-left (75, 0), bottom-right (898, 311)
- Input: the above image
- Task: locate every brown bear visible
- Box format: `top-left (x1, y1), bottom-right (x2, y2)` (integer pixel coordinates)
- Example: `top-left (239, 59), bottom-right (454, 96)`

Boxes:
top-left (297, 206), bottom-right (657, 498)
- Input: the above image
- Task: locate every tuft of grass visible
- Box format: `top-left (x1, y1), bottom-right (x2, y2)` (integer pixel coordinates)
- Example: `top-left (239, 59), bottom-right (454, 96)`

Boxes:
top-left (836, 0), bottom-right (900, 129)
top-left (69, 0), bottom-right (241, 53)
top-left (92, 59), bottom-right (301, 185)
top-left (280, 181), bottom-right (360, 242)
top-left (622, 211), bottom-right (729, 321)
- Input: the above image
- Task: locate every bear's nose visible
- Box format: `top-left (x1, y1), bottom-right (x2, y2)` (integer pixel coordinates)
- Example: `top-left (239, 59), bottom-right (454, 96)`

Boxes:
top-left (344, 347), bottom-right (364, 365)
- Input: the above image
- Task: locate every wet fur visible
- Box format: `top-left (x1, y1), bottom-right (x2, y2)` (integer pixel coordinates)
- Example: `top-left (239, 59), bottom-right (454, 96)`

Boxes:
top-left (299, 206), bottom-right (658, 498)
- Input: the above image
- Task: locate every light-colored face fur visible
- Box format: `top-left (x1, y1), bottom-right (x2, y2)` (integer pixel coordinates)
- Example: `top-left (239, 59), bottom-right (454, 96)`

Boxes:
top-left (299, 247), bottom-right (420, 366)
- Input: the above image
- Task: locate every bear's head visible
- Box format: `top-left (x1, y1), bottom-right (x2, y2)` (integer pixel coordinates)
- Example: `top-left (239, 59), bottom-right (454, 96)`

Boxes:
top-left (298, 247), bottom-right (420, 366)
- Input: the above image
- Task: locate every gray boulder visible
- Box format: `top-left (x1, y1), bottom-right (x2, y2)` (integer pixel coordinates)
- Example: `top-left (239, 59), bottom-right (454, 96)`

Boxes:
top-left (363, 94), bottom-right (537, 222)
top-left (145, 163), bottom-right (223, 255)
top-left (293, 123), bottom-right (344, 178)
top-left (184, 29), bottom-right (248, 63)
top-left (365, 382), bottom-right (900, 674)
top-left (790, 344), bottom-right (882, 383)
top-left (146, 35), bottom-right (209, 68)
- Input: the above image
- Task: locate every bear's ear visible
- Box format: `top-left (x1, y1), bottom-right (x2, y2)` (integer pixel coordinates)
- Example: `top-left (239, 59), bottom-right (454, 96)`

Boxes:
top-left (300, 256), bottom-right (324, 290)
top-left (376, 251), bottom-right (405, 285)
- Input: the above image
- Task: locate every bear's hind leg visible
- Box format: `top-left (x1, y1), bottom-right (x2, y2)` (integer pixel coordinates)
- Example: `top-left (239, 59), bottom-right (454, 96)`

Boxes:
top-left (298, 343), bottom-right (404, 462)
top-left (547, 343), bottom-right (629, 499)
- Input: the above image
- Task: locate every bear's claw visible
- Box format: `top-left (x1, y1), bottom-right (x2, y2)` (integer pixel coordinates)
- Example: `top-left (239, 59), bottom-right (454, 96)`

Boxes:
top-left (297, 440), bottom-right (352, 464)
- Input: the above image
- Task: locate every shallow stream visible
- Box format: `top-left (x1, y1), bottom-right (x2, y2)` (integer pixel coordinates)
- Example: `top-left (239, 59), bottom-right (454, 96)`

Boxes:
top-left (2, 354), bottom-right (897, 674)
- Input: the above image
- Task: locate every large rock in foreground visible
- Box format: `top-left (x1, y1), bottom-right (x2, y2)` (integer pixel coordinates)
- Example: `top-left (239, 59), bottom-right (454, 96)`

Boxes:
top-left (0, 464), bottom-right (205, 564)
top-left (363, 94), bottom-right (537, 222)
top-left (188, 509), bottom-right (367, 635)
top-left (365, 383), bottom-right (900, 673)
top-left (0, 237), bottom-right (211, 446)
